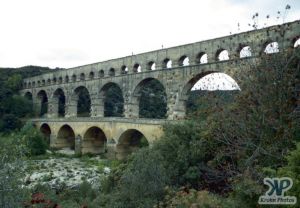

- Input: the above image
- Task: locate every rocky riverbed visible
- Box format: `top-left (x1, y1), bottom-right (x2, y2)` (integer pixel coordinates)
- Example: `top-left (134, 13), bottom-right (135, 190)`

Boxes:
top-left (23, 154), bottom-right (111, 190)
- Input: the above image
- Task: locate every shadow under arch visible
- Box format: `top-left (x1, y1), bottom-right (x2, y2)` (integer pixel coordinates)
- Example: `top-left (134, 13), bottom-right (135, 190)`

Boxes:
top-left (40, 123), bottom-right (51, 145)
top-left (53, 88), bottom-right (66, 117)
top-left (56, 124), bottom-right (75, 150)
top-left (116, 129), bottom-right (149, 160)
top-left (82, 126), bottom-right (107, 154)
top-left (132, 77), bottom-right (167, 119)
top-left (37, 90), bottom-right (48, 117)
top-left (100, 82), bottom-right (124, 117)
top-left (74, 86), bottom-right (91, 117)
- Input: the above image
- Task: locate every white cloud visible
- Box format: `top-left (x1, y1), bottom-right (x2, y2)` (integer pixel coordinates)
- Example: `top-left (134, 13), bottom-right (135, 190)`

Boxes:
top-left (0, 0), bottom-right (299, 68)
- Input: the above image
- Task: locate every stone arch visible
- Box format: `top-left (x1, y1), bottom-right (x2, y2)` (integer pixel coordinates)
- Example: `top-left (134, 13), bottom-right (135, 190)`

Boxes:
top-left (74, 86), bottom-right (91, 117)
top-left (133, 63), bottom-right (141, 73)
top-left (37, 90), bottom-right (48, 117)
top-left (109, 68), bottom-right (115, 76)
top-left (239, 45), bottom-right (252, 58)
top-left (58, 77), bottom-right (62, 84)
top-left (65, 75), bottom-right (69, 83)
top-left (147, 61), bottom-right (156, 70)
top-left (176, 71), bottom-right (240, 119)
top-left (42, 80), bottom-right (45, 86)
top-left (293, 36), bottom-right (300, 48)
top-left (100, 82), bottom-right (124, 117)
top-left (216, 49), bottom-right (230, 61)
top-left (163, 58), bottom-right (172, 69)
top-left (32, 81), bottom-right (36, 87)
top-left (40, 123), bottom-right (51, 145)
top-left (116, 129), bottom-right (149, 160)
top-left (56, 124), bottom-right (75, 150)
top-left (47, 79), bottom-right (51, 85)
top-left (121, 65), bottom-right (128, 74)
top-left (89, 71), bottom-right (95, 79)
top-left (80, 73), bottom-right (85, 81)
top-left (82, 126), bottom-right (107, 154)
top-left (53, 88), bottom-right (66, 117)
top-left (131, 77), bottom-right (167, 118)
top-left (178, 55), bottom-right (189, 66)
top-left (52, 77), bottom-right (57, 84)
top-left (197, 52), bottom-right (208, 64)
top-left (99, 70), bottom-right (105, 78)
top-left (263, 41), bottom-right (279, 54)
top-left (72, 74), bottom-right (77, 82)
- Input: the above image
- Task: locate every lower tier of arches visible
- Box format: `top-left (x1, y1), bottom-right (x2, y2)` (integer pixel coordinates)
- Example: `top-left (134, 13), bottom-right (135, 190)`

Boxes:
top-left (36, 118), bottom-right (164, 160)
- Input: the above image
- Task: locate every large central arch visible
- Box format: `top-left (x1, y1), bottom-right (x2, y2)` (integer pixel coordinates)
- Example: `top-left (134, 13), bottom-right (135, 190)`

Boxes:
top-left (100, 82), bottom-right (124, 117)
top-left (132, 78), bottom-right (167, 118)
top-left (56, 124), bottom-right (75, 150)
top-left (116, 129), bottom-right (149, 159)
top-left (74, 86), bottom-right (91, 117)
top-left (82, 127), bottom-right (107, 154)
top-left (178, 71), bottom-right (240, 119)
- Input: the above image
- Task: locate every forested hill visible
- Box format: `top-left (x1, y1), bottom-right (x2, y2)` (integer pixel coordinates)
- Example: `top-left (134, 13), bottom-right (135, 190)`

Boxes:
top-left (0, 65), bottom-right (62, 81)
top-left (0, 65), bottom-right (63, 132)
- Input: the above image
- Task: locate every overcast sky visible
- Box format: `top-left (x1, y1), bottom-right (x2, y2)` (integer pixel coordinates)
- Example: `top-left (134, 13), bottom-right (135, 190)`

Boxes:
top-left (0, 0), bottom-right (299, 69)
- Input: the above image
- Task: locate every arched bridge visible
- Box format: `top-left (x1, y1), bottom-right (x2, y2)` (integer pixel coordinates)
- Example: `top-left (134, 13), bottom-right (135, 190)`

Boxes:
top-left (20, 20), bottom-right (300, 159)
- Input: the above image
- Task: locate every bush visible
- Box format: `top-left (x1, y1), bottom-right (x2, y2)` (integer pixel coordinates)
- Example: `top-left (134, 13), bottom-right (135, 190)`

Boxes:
top-left (20, 123), bottom-right (48, 156)
top-left (108, 148), bottom-right (169, 208)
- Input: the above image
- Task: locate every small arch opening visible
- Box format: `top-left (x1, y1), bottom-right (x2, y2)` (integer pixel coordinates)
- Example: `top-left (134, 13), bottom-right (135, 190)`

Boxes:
top-left (197, 52), bottom-right (208, 64)
top-left (147, 61), bottom-right (156, 70)
top-left (99, 70), bottom-right (105, 78)
top-left (52, 77), bottom-right (57, 84)
top-left (294, 37), bottom-right (300, 48)
top-left (264, 42), bottom-right (279, 54)
top-left (240, 46), bottom-right (252, 58)
top-left (47, 79), bottom-right (51, 85)
top-left (65, 76), bottom-right (69, 83)
top-left (89, 71), bottom-right (95, 79)
top-left (109, 68), bottom-right (115, 76)
top-left (163, 58), bottom-right (172, 69)
top-left (72, 75), bottom-right (77, 82)
top-left (217, 49), bottom-right (230, 61)
top-left (133, 63), bottom-right (141, 73)
top-left (42, 80), bottom-right (45, 86)
top-left (83, 127), bottom-right (107, 154)
top-left (121, 65), bottom-right (128, 74)
top-left (58, 77), bottom-right (63, 84)
top-left (179, 55), bottom-right (189, 66)
top-left (80, 73), bottom-right (85, 81)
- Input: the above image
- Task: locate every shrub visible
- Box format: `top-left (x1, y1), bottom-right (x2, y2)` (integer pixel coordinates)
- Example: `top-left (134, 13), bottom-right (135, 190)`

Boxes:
top-left (20, 123), bottom-right (48, 156)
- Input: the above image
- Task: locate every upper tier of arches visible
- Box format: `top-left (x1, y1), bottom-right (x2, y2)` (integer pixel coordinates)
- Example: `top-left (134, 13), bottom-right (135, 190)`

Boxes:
top-left (22, 21), bottom-right (300, 89)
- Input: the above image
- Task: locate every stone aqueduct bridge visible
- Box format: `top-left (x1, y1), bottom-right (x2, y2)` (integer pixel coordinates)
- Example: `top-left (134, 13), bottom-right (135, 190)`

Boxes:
top-left (20, 21), bottom-right (300, 159)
